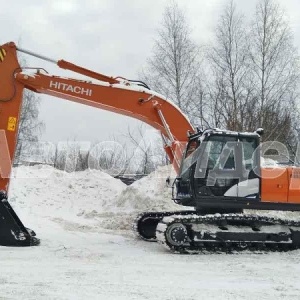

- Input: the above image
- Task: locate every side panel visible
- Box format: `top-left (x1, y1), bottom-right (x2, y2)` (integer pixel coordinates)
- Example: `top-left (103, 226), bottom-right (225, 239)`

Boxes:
top-left (261, 168), bottom-right (288, 203)
top-left (287, 167), bottom-right (300, 203)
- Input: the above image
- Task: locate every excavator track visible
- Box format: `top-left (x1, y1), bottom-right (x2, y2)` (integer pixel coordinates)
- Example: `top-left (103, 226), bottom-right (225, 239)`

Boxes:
top-left (156, 213), bottom-right (300, 254)
top-left (133, 210), bottom-right (196, 241)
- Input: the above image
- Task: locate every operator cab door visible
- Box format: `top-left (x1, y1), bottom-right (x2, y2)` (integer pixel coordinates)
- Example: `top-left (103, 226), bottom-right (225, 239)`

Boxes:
top-left (230, 136), bottom-right (260, 198)
top-left (176, 140), bottom-right (198, 204)
top-left (193, 135), bottom-right (259, 199)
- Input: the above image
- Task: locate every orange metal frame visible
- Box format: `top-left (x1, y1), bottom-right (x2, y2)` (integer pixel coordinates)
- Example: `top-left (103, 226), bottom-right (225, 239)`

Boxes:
top-left (261, 167), bottom-right (300, 204)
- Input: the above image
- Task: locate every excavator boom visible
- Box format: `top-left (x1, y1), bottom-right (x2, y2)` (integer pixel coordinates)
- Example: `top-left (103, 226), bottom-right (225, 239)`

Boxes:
top-left (0, 42), bottom-right (194, 192)
top-left (0, 41), bottom-right (193, 246)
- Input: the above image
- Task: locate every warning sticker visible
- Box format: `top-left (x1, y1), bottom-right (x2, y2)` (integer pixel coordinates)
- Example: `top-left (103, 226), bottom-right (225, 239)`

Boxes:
top-left (0, 48), bottom-right (6, 62)
top-left (7, 117), bottom-right (17, 131)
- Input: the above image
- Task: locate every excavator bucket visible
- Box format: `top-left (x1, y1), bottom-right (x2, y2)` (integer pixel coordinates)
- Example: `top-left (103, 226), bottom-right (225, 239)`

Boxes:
top-left (0, 193), bottom-right (39, 246)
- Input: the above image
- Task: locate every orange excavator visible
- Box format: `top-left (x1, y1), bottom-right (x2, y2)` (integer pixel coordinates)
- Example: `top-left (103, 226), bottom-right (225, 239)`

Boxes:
top-left (1, 41), bottom-right (300, 253)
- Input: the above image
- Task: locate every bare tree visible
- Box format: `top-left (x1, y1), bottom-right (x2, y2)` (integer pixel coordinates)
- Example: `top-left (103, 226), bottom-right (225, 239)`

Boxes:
top-left (249, 0), bottom-right (299, 142)
top-left (14, 54), bottom-right (45, 164)
top-left (19, 141), bottom-right (55, 166)
top-left (88, 139), bottom-right (131, 176)
top-left (15, 90), bottom-right (45, 163)
top-left (54, 141), bottom-right (83, 172)
top-left (142, 1), bottom-right (204, 125)
top-left (208, 1), bottom-right (252, 131)
top-left (125, 124), bottom-right (167, 175)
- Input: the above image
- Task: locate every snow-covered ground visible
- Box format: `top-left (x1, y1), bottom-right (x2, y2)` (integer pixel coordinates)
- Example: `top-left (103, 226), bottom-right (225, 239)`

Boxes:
top-left (1, 165), bottom-right (300, 300)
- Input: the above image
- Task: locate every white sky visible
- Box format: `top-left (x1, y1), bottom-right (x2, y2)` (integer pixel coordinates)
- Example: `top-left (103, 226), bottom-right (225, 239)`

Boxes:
top-left (1, 0), bottom-right (300, 143)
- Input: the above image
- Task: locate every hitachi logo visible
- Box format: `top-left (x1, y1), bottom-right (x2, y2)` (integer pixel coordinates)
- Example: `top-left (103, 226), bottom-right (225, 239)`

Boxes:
top-left (50, 81), bottom-right (92, 97)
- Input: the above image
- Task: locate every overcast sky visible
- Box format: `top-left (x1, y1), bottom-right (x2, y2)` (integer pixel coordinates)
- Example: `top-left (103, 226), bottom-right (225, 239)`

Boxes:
top-left (1, 0), bottom-right (300, 144)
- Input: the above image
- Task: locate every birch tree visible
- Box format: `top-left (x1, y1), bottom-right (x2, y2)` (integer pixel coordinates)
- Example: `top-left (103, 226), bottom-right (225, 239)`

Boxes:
top-left (143, 1), bottom-right (205, 125)
top-left (208, 1), bottom-right (252, 131)
top-left (15, 90), bottom-right (45, 163)
top-left (249, 0), bottom-right (299, 142)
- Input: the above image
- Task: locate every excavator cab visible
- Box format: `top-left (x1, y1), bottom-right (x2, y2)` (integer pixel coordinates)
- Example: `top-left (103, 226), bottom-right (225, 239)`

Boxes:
top-left (174, 129), bottom-right (260, 211)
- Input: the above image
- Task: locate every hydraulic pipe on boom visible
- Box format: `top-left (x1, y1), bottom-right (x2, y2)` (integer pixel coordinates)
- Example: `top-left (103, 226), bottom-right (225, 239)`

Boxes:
top-left (16, 45), bottom-right (120, 84)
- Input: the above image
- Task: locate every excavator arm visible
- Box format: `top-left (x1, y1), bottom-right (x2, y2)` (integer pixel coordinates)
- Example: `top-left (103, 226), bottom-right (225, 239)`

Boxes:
top-left (0, 41), bottom-right (194, 193)
top-left (0, 41), bottom-right (194, 246)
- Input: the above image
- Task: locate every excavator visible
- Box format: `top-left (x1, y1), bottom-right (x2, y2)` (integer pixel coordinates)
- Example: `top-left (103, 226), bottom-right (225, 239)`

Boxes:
top-left (1, 41), bottom-right (300, 253)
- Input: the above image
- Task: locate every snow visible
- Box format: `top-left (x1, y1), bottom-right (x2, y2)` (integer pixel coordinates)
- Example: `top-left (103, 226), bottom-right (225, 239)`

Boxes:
top-left (106, 164), bottom-right (180, 212)
top-left (1, 165), bottom-right (300, 299)
top-left (261, 157), bottom-right (281, 167)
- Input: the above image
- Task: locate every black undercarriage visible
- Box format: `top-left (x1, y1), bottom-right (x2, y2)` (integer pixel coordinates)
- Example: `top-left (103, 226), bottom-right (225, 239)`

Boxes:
top-left (134, 209), bottom-right (300, 253)
top-left (133, 179), bottom-right (300, 253)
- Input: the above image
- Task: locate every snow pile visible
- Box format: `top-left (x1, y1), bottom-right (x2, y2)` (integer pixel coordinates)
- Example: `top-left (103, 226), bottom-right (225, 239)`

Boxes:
top-left (78, 164), bottom-right (182, 231)
top-left (9, 165), bottom-right (127, 230)
top-left (89, 165), bottom-right (183, 231)
top-left (9, 164), bottom-right (180, 232)
top-left (9, 164), bottom-right (300, 234)
top-left (103, 164), bottom-right (180, 212)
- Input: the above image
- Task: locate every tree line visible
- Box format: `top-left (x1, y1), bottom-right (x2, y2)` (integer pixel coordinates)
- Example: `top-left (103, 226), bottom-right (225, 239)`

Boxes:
top-left (17, 130), bottom-right (166, 176)
top-left (16, 0), bottom-right (300, 173)
top-left (144, 0), bottom-right (300, 146)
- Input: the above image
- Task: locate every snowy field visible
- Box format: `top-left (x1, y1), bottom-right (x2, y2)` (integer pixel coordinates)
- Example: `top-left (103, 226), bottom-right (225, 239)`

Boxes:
top-left (1, 165), bottom-right (300, 300)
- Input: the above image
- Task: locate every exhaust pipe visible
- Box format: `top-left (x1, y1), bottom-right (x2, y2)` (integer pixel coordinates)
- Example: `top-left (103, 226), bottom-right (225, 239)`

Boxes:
top-left (0, 192), bottom-right (39, 246)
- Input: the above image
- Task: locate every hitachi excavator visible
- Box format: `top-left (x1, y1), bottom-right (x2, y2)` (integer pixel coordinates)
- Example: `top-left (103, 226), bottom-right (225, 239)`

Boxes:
top-left (1, 41), bottom-right (300, 253)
